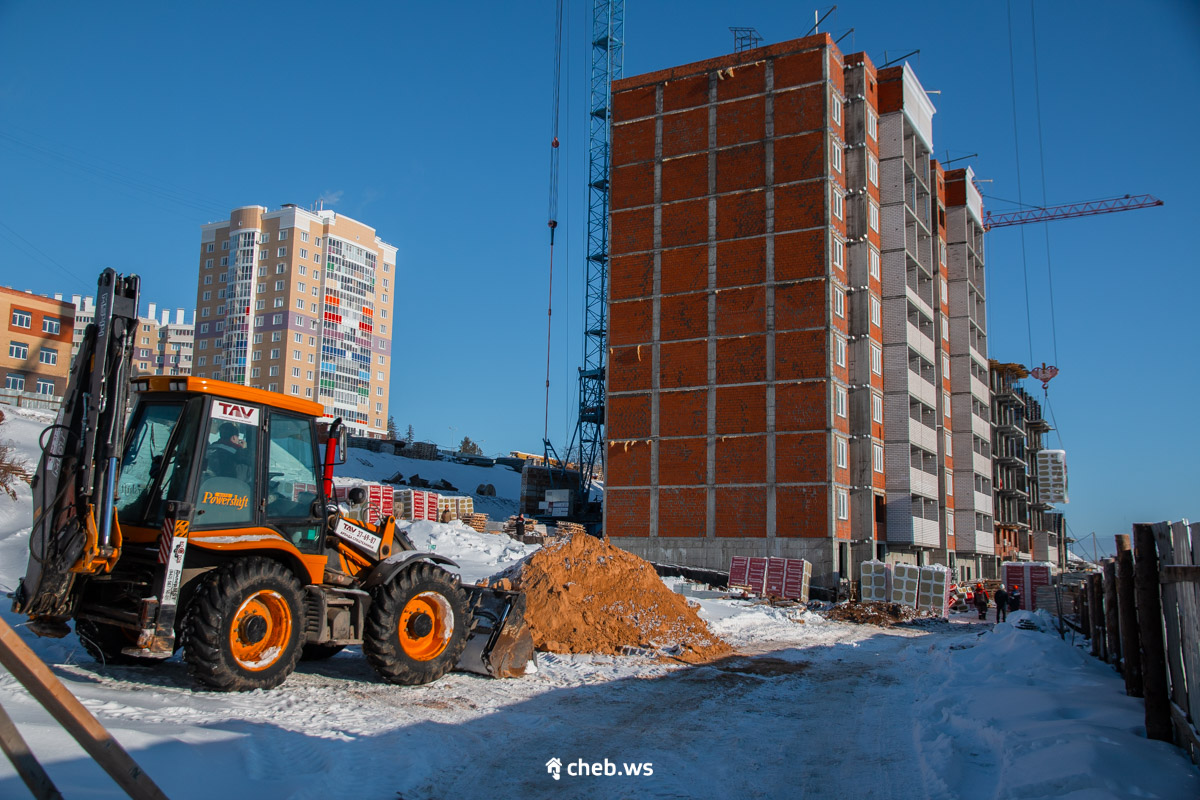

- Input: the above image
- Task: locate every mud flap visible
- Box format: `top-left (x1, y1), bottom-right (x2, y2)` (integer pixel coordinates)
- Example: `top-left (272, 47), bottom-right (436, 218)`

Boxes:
top-left (125, 501), bottom-right (192, 658)
top-left (456, 585), bottom-right (535, 679)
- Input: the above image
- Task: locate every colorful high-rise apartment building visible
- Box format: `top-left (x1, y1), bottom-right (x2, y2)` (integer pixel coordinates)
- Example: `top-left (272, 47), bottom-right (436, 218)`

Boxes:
top-left (193, 205), bottom-right (396, 438)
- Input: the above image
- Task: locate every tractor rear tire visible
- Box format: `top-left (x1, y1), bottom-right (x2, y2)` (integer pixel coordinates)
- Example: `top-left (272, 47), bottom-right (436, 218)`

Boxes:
top-left (182, 557), bottom-right (304, 691)
top-left (364, 563), bottom-right (469, 686)
top-left (300, 643), bottom-right (346, 661)
top-left (76, 620), bottom-right (162, 667)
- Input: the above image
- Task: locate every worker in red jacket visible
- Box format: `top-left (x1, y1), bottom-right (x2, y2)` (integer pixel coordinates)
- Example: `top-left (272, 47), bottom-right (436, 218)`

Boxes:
top-left (973, 583), bottom-right (990, 620)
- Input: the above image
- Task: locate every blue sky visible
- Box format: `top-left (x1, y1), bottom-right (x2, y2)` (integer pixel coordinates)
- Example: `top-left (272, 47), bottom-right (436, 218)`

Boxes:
top-left (1, 1), bottom-right (1196, 557)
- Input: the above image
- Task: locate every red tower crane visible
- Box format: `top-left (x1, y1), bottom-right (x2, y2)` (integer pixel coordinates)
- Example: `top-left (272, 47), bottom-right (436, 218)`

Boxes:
top-left (984, 193), bottom-right (1163, 230)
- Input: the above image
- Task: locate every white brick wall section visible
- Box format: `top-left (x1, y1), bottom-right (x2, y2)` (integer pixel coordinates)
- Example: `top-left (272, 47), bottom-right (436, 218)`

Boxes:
top-left (954, 509), bottom-right (978, 551)
top-left (887, 494), bottom-right (915, 543)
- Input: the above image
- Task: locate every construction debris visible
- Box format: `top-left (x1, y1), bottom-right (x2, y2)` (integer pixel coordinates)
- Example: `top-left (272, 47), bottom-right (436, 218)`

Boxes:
top-left (825, 601), bottom-right (918, 627)
top-left (489, 534), bottom-right (733, 663)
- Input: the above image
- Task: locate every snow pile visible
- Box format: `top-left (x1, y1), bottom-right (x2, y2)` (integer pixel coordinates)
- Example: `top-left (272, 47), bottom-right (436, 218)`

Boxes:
top-left (491, 535), bottom-right (733, 663)
top-left (401, 519), bottom-right (539, 585)
top-left (914, 618), bottom-right (1200, 799)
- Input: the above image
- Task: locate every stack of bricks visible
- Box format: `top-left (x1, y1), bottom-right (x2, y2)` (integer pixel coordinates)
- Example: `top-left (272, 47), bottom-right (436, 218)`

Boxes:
top-left (462, 513), bottom-right (489, 532)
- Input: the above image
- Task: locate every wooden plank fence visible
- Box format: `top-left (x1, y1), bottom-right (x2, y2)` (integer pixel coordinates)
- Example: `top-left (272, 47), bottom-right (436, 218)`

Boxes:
top-left (1077, 521), bottom-right (1200, 765)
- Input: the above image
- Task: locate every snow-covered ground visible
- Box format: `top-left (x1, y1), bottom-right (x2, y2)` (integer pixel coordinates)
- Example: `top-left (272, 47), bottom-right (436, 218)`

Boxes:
top-left (0, 409), bottom-right (1195, 799)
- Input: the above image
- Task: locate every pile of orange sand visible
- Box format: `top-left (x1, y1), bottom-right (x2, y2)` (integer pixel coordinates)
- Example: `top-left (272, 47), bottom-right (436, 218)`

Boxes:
top-left (490, 535), bottom-right (732, 664)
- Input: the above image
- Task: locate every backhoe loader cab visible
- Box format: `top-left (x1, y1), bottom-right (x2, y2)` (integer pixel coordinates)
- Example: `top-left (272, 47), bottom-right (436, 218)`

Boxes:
top-left (16, 374), bottom-right (533, 692)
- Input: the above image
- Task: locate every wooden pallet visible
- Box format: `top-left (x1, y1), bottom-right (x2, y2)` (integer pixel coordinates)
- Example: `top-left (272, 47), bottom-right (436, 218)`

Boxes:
top-left (462, 513), bottom-right (489, 532)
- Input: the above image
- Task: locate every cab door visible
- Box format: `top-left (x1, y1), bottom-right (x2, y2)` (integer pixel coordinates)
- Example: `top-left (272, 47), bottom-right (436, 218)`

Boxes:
top-left (262, 410), bottom-right (325, 554)
top-left (194, 399), bottom-right (263, 529)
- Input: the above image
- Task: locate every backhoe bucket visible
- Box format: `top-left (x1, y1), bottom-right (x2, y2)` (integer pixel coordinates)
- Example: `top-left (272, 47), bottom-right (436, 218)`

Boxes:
top-left (457, 585), bottom-right (535, 678)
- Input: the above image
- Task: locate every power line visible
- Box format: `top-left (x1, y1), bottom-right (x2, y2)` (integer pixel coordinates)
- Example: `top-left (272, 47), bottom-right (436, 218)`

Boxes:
top-left (0, 128), bottom-right (229, 218)
top-left (0, 220), bottom-right (86, 283)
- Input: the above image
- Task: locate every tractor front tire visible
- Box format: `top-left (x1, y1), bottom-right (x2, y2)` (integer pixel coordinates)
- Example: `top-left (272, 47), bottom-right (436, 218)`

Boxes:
top-left (182, 557), bottom-right (304, 691)
top-left (364, 563), bottom-right (469, 686)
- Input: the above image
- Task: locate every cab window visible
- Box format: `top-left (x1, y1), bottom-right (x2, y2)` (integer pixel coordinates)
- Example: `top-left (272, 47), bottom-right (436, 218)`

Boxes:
top-left (117, 397), bottom-right (205, 525)
top-left (266, 412), bottom-right (320, 518)
top-left (195, 402), bottom-right (261, 527)
top-left (116, 401), bottom-right (184, 522)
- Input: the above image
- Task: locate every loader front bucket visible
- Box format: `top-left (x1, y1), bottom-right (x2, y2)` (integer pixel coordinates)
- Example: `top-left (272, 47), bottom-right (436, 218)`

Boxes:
top-left (457, 585), bottom-right (535, 678)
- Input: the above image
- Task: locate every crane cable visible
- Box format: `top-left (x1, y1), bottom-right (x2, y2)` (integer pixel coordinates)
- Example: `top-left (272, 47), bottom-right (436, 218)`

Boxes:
top-left (544, 0), bottom-right (566, 445)
top-left (1006, 0), bottom-right (1035, 371)
top-left (1029, 1), bottom-right (1060, 370)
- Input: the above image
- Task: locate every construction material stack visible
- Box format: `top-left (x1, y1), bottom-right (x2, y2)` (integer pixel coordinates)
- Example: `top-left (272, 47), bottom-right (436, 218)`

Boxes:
top-left (1002, 561), bottom-right (1054, 611)
top-left (395, 488), bottom-right (440, 521)
top-left (462, 513), bottom-right (489, 532)
top-left (917, 566), bottom-right (951, 617)
top-left (860, 561), bottom-right (892, 603)
top-left (889, 564), bottom-right (922, 607)
top-left (727, 557), bottom-right (812, 602)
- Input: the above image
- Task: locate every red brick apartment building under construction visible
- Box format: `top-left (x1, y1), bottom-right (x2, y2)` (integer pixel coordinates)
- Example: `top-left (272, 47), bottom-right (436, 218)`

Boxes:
top-left (603, 33), bottom-right (995, 586)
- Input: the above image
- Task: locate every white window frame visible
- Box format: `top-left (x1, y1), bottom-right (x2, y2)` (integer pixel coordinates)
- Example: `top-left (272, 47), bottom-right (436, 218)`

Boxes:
top-left (873, 393), bottom-right (883, 423)
top-left (870, 249), bottom-right (880, 280)
top-left (831, 92), bottom-right (842, 124)
top-left (835, 336), bottom-right (846, 367)
top-left (837, 437), bottom-right (848, 468)
top-left (831, 140), bottom-right (842, 173)
top-left (869, 201), bottom-right (880, 232)
top-left (11, 310), bottom-right (31, 329)
top-left (871, 344), bottom-right (882, 375)
top-left (873, 443), bottom-right (884, 473)
top-left (832, 238), bottom-right (844, 269)
top-left (836, 386), bottom-right (847, 417)
top-left (832, 188), bottom-right (843, 220)
top-left (944, 391), bottom-right (952, 418)
top-left (868, 154), bottom-right (878, 186)
top-left (835, 288), bottom-right (845, 319)
top-left (867, 110), bottom-right (878, 140)
top-left (836, 489), bottom-right (849, 520)
top-left (277, 247), bottom-right (287, 257)
top-left (870, 296), bottom-right (881, 326)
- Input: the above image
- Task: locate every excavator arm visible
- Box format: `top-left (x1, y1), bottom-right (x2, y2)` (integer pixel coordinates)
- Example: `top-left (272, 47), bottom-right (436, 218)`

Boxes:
top-left (13, 269), bottom-right (141, 636)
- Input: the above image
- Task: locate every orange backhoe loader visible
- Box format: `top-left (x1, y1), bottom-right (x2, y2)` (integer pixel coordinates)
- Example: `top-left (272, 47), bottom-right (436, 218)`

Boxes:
top-left (12, 269), bottom-right (532, 690)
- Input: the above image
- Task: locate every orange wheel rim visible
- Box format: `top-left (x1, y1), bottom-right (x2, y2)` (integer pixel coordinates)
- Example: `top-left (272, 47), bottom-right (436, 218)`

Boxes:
top-left (229, 590), bottom-right (292, 671)
top-left (398, 591), bottom-right (454, 661)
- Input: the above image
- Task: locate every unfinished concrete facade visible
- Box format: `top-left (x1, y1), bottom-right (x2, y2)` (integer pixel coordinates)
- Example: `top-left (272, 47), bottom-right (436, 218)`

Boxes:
top-left (604, 34), bottom-right (858, 587)
top-left (947, 168), bottom-right (995, 580)
top-left (876, 64), bottom-right (943, 565)
top-left (604, 34), bottom-right (996, 587)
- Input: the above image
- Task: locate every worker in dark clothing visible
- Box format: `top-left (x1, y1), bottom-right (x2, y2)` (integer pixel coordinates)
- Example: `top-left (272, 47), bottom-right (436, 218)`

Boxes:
top-left (973, 583), bottom-right (989, 620)
top-left (1009, 585), bottom-right (1022, 612)
top-left (515, 514), bottom-right (526, 537)
top-left (994, 585), bottom-right (1010, 623)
